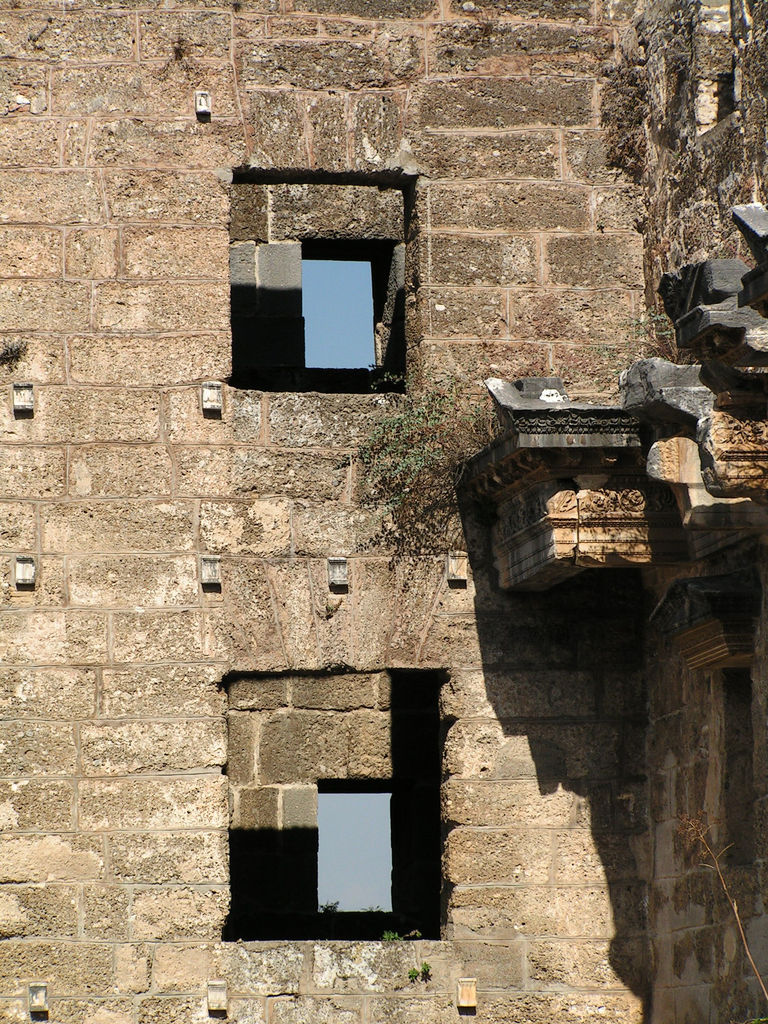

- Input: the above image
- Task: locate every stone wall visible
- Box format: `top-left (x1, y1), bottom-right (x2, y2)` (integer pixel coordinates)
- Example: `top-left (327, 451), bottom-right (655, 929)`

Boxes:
top-left (0, 1), bottom-right (653, 1022)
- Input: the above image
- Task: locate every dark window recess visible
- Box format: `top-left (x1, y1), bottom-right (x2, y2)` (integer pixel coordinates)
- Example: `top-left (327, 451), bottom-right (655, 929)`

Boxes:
top-left (230, 239), bottom-right (405, 393)
top-left (224, 670), bottom-right (443, 941)
top-left (723, 668), bottom-right (755, 865)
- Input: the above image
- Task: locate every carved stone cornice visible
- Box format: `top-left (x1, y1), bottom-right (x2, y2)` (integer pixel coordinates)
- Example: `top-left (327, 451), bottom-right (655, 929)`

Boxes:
top-left (733, 204), bottom-right (768, 316)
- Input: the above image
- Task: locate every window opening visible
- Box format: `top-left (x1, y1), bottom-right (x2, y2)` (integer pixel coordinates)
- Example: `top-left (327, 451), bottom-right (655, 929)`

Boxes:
top-left (317, 787), bottom-right (392, 912)
top-left (303, 258), bottom-right (376, 370)
top-left (724, 668), bottom-right (755, 865)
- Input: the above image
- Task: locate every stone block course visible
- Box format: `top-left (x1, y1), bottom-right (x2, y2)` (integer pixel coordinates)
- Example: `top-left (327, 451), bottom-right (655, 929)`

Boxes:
top-left (80, 719), bottom-right (227, 776)
top-left (77, 775), bottom-right (227, 831)
top-left (0, 170), bottom-right (103, 224)
top-left (411, 79), bottom-right (594, 131)
top-left (67, 445), bottom-right (173, 498)
top-left (430, 182), bottom-right (591, 232)
top-left (109, 831), bottom-right (228, 884)
top-left (0, 445), bottom-right (66, 499)
top-left (68, 554), bottom-right (199, 607)
top-left (42, 501), bottom-right (194, 553)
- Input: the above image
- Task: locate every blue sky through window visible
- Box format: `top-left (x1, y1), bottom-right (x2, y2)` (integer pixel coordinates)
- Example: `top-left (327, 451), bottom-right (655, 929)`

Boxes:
top-left (303, 259), bottom-right (376, 369)
top-left (317, 791), bottom-right (392, 912)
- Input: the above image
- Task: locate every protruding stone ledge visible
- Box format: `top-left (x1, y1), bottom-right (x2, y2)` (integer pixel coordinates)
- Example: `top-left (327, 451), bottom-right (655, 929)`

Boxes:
top-left (733, 203), bottom-right (768, 315)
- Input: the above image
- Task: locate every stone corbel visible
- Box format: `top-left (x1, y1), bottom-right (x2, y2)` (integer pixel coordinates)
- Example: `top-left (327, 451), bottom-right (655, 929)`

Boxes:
top-left (650, 569), bottom-right (761, 670)
top-left (733, 203), bottom-right (768, 316)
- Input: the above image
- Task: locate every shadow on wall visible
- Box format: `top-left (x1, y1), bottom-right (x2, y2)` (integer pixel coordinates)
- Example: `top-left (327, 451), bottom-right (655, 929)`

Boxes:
top-left (459, 500), bottom-right (652, 1016)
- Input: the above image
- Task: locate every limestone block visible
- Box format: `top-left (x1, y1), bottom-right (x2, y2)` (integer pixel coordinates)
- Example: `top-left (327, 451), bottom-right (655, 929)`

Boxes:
top-left (510, 287), bottom-right (633, 343)
top-left (546, 234), bottom-right (644, 288)
top-left (0, 722), bottom-right (76, 777)
top-left (244, 90), bottom-right (309, 168)
top-left (90, 119), bottom-right (247, 169)
top-left (175, 447), bottom-right (347, 500)
top-left (411, 78), bottom-right (593, 130)
top-left (292, 504), bottom-right (384, 557)
top-left (453, 940), bottom-right (525, 990)
top-left (0, 611), bottom-right (107, 665)
top-left (83, 885), bottom-right (130, 940)
top-left (0, 63), bottom-right (47, 116)
top-left (112, 610), bottom-right (206, 662)
top-left (564, 130), bottom-right (624, 183)
top-left (268, 183), bottom-right (403, 242)
top-left (0, 336), bottom-right (66, 386)
top-left (0, 555), bottom-right (65, 609)
top-left (64, 228), bottom-right (118, 279)
top-left (137, 996), bottom-right (209, 1024)
top-left (102, 665), bottom-right (225, 719)
top-left (347, 710), bottom-right (392, 776)
top-left (227, 712), bottom-right (259, 786)
top-left (282, 785), bottom-right (317, 828)
top-left (114, 944), bottom-right (151, 994)
top-left (104, 170), bottom-right (229, 224)
top-left (63, 120), bottom-right (89, 166)
top-left (260, 711), bottom-right (349, 784)
top-left (0, 884), bottom-right (78, 939)
top-left (52, 63), bottom-right (239, 118)
top-left (230, 181), bottom-right (269, 241)
top-left (352, 93), bottom-right (402, 171)
top-left (0, 502), bottom-right (36, 549)
top-left (0, 835), bottom-right (103, 883)
top-left (1, 387), bottom-right (161, 445)
top-left (527, 937), bottom-right (648, 990)
top-left (67, 445), bottom-right (172, 498)
top-left (0, 780), bottom-right (73, 832)
top-left (365, 998), bottom-right (455, 1024)
top-left (139, 13), bottom-right (232, 59)
top-left (444, 827), bottom-right (551, 885)
top-left (312, 943), bottom-right (419, 992)
top-left (42, 501), bottom-right (194, 553)
top-left (0, 12), bottom-right (135, 61)
top-left (594, 185), bottom-right (646, 231)
top-left (208, 563), bottom-right (287, 671)
top-left (109, 832), bottom-right (228, 884)
top-left (269, 997), bottom-right (363, 1024)
top-left (410, 130), bottom-right (558, 180)
top-left (418, 613), bottom-right (484, 667)
top-left (430, 23), bottom-right (611, 77)
top-left (554, 829), bottom-right (647, 883)
top-left (293, 0), bottom-right (435, 13)
top-left (0, 170), bottom-right (103, 224)
top-left (0, 282), bottom-right (90, 332)
top-left (200, 499), bottom-right (291, 556)
top-left (0, 1000), bottom-right (25, 1023)
top-left (229, 1001), bottom-right (267, 1024)
top-left (306, 92), bottom-right (348, 173)
top-left (448, 0), bottom-right (591, 16)
top-left (427, 288), bottom-right (508, 339)
top-left (449, 885), bottom-right (621, 939)
top-left (163, 387), bottom-right (262, 444)
top-left (152, 942), bottom-right (305, 994)
top-left (0, 227), bottom-right (61, 277)
top-left (68, 554), bottom-right (197, 607)
top-left (78, 776), bottom-right (227, 831)
top-left (457, 993), bottom-right (643, 1024)
top-left (239, 35), bottom-right (423, 91)
top-left (290, 673), bottom-right (381, 710)
top-left (443, 779), bottom-right (577, 828)
top-left (430, 183), bottom-right (590, 232)
top-left (80, 720), bottom-right (226, 775)
top-left (94, 281), bottom-right (228, 332)
top-left (0, 940), bottom-right (113, 995)
top-left (235, 786), bottom-right (279, 830)
top-left (551, 341), bottom-right (637, 400)
top-left (428, 235), bottom-right (538, 288)
top-left (48, 999), bottom-right (134, 1024)
top-left (132, 886), bottom-right (229, 940)
top-left (228, 676), bottom-right (288, 711)
top-left (269, 392), bottom-right (397, 448)
top-left (419, 341), bottom-right (552, 392)
top-left (123, 227), bottom-right (229, 279)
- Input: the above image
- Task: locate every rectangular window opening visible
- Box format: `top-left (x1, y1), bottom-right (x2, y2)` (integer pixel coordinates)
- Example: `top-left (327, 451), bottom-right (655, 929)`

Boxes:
top-left (303, 258), bottom-right (376, 370)
top-left (317, 786), bottom-right (393, 913)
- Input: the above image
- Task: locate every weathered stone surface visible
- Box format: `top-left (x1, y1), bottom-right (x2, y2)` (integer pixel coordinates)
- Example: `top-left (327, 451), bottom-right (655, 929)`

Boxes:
top-left (0, 227), bottom-right (60, 276)
top-left (0, 940), bottom-right (113, 994)
top-left (269, 184), bottom-right (404, 241)
top-left (109, 832), bottom-right (228, 884)
top-left (0, 171), bottom-right (103, 224)
top-left (102, 665), bottom-right (225, 718)
top-left (352, 92), bottom-right (403, 170)
top-left (290, 673), bottom-right (382, 710)
top-left (139, 13), bottom-right (232, 59)
top-left (78, 776), bottom-right (227, 831)
top-left (269, 997), bottom-right (363, 1024)
top-left (245, 93), bottom-right (309, 170)
top-left (0, 781), bottom-right (73, 832)
top-left (163, 387), bottom-right (263, 444)
top-left (448, 0), bottom-right (591, 16)
top-left (510, 287), bottom-right (633, 342)
top-left (411, 79), bottom-right (593, 130)
top-left (445, 827), bottom-right (551, 885)
top-left (42, 501), bottom-right (193, 553)
top-left (80, 720), bottom-right (226, 775)
top-left (83, 884), bottom-right (130, 940)
top-left (443, 779), bottom-right (578, 828)
top-left (94, 281), bottom-right (228, 332)
top-left (411, 130), bottom-right (558, 180)
top-left (200, 499), bottom-right (292, 556)
top-left (132, 886), bottom-right (229, 940)
top-left (0, 667), bottom-right (96, 719)
top-left (0, 835), bottom-right (103, 883)
top-left (123, 227), bottom-right (229, 279)
top-left (427, 287), bottom-right (509, 338)
top-left (68, 554), bottom-right (198, 606)
top-left (546, 234), bottom-right (644, 288)
top-left (293, 0), bottom-right (435, 14)
top-left (430, 183), bottom-right (590, 231)
top-left (268, 393), bottom-right (397, 448)
top-left (0, 884), bottom-right (78, 938)
top-left (91, 118), bottom-right (246, 168)
top-left (103, 170), bottom-right (229, 223)
top-left (0, 13), bottom-right (135, 61)
top-left (174, 447), bottom-right (347, 500)
top-left (0, 335), bottom-right (65, 385)
top-left (67, 445), bottom-right (172, 498)
top-left (427, 234), bottom-right (538, 287)
top-left (0, 282), bottom-right (90, 331)
top-left (0, 722), bottom-right (76, 777)
top-left (0, 611), bottom-right (107, 665)
top-left (112, 609), bottom-right (207, 662)
top-left (0, 62), bottom-right (47, 116)
top-left (47, 999), bottom-right (134, 1024)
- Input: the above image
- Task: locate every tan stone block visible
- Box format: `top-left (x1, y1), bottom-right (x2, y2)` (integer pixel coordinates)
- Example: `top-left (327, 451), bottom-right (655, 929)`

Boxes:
top-left (94, 281), bottom-right (228, 332)
top-left (81, 720), bottom-right (226, 776)
top-left (78, 776), bottom-right (227, 831)
top-left (443, 721), bottom-right (538, 779)
top-left (427, 234), bottom-right (537, 287)
top-left (174, 447), bottom-right (347, 500)
top-left (49, 999), bottom-right (134, 1024)
top-left (233, 786), bottom-right (279, 830)
top-left (305, 92), bottom-right (348, 173)
top-left (352, 92), bottom-right (402, 171)
top-left (112, 609), bottom-right (205, 662)
top-left (457, 993), bottom-right (643, 1024)
top-left (347, 710), bottom-right (392, 777)
top-left (230, 179), bottom-right (270, 240)
top-left (229, 1000), bottom-right (267, 1024)
top-left (510, 287), bottom-right (633, 343)
top-left (68, 554), bottom-right (198, 606)
top-left (365, 998), bottom-right (454, 1024)
top-left (0, 611), bottom-right (107, 665)
top-left (0, 780), bottom-right (73, 832)
top-left (527, 937), bottom-right (647, 990)
top-left (453, 940), bottom-right (525, 990)
top-left (0, 835), bottom-right (103, 883)
top-left (443, 779), bottom-right (577, 828)
top-left (42, 500), bottom-right (194, 553)
top-left (268, 184), bottom-right (404, 241)
top-left (150, 943), bottom-right (212, 992)
top-left (114, 944), bottom-right (151, 995)
top-left (200, 499), bottom-right (291, 556)
top-left (430, 22), bottom-right (611, 76)
top-left (0, 281), bottom-right (89, 331)
top-left (109, 831), bottom-right (228, 884)
top-left (132, 886), bottom-right (228, 940)
top-left (545, 233), bottom-right (643, 287)
top-left (594, 185), bottom-right (646, 230)
top-left (418, 340), bottom-right (552, 392)
top-left (83, 884), bottom-right (130, 940)
top-left (269, 997), bottom-right (362, 1024)
top-left (564, 130), bottom-right (625, 183)
top-left (260, 711), bottom-right (349, 784)
top-left (268, 392), bottom-right (397, 448)
top-left (0, 62), bottom-right (47, 116)
top-left (68, 444), bottom-right (172, 498)
top-left (64, 228), bottom-right (118, 279)
top-left (418, 613), bottom-right (483, 667)
top-left (0, 940), bottom-right (113, 995)
top-left (228, 676), bottom-right (288, 711)
top-left (90, 119), bottom-right (246, 169)
top-left (139, 12), bottom-right (232, 59)
top-left (444, 827), bottom-right (552, 885)
top-left (0, 501), bottom-right (36, 550)
top-left (0, 227), bottom-right (61, 276)
top-left (227, 711), bottom-right (260, 786)
top-left (304, 558), bottom-right (355, 670)
top-left (550, 340), bottom-right (635, 401)
top-left (290, 504), bottom-right (382, 557)
top-left (427, 287), bottom-right (508, 339)
top-left (0, 447), bottom-right (64, 499)
top-left (0, 722), bottom-right (76, 777)
top-left (448, 0), bottom-right (591, 15)
top-left (69, 333), bottom-right (230, 385)
top-left (104, 170), bottom-right (229, 224)
top-left (52, 62), bottom-right (239, 117)
top-left (0, 336), bottom-right (66, 386)
top-left (411, 78), bottom-right (593, 130)
top-left (206, 562), bottom-right (287, 672)
top-left (63, 119), bottom-right (89, 166)
top-left (0, 555), bottom-right (66, 609)
top-left (290, 673), bottom-right (380, 710)
top-left (553, 829), bottom-right (647, 883)
top-left (0, 667), bottom-right (96, 719)
top-left (293, 0), bottom-right (434, 13)
top-left (0, 170), bottom-right (103, 224)
top-left (411, 129), bottom-right (557, 180)
top-left (430, 183), bottom-right (590, 231)
top-left (449, 885), bottom-right (619, 939)
top-left (439, 668), bottom-right (598, 720)
top-left (101, 664), bottom-right (225, 719)
top-left (0, 884), bottom-right (78, 939)
top-left (123, 226), bottom-right (229, 279)
top-left (312, 943), bottom-right (420, 993)
top-left (0, 12), bottom-right (135, 61)
top-left (138, 997), bottom-right (209, 1024)
top-left (0, 999), bottom-right (24, 1023)
top-left (163, 387), bottom-right (262, 444)
top-left (0, 387), bottom-right (161, 444)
